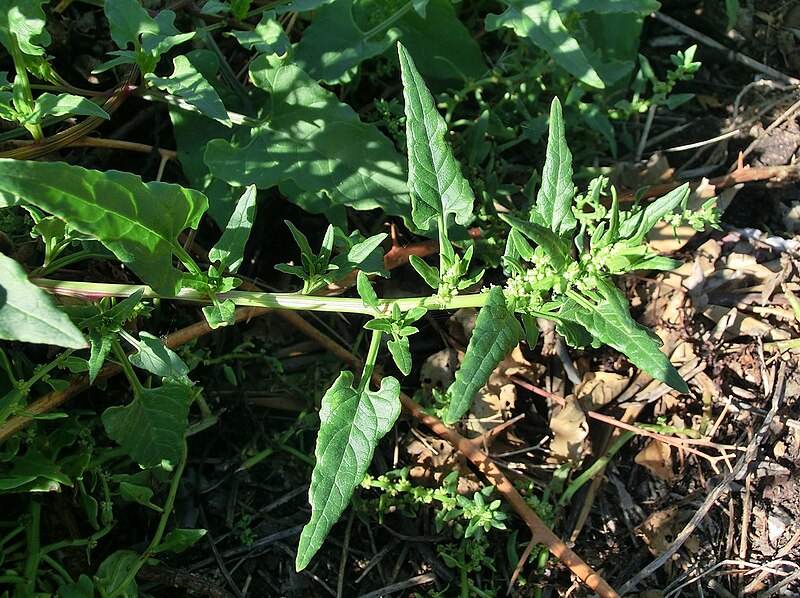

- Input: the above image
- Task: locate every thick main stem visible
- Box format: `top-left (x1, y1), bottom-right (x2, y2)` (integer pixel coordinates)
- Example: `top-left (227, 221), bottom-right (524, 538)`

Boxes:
top-left (33, 279), bottom-right (490, 314)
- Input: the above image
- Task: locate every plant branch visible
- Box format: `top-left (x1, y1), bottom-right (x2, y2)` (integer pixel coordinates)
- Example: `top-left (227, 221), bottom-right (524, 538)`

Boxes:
top-left (276, 309), bottom-right (618, 597)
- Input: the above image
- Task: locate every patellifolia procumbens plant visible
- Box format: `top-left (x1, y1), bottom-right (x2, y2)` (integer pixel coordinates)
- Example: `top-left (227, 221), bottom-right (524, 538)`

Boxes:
top-left (0, 43), bottom-right (718, 575)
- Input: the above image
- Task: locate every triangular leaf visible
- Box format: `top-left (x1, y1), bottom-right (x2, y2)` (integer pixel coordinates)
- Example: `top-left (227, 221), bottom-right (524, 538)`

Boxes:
top-left (205, 54), bottom-right (409, 220)
top-left (397, 42), bottom-right (475, 231)
top-left (146, 55), bottom-right (231, 126)
top-left (102, 380), bottom-right (193, 467)
top-left (296, 373), bottom-right (401, 570)
top-left (128, 332), bottom-right (190, 380)
top-left (0, 0), bottom-right (50, 56)
top-left (0, 253), bottom-right (86, 349)
top-left (445, 287), bottom-right (523, 424)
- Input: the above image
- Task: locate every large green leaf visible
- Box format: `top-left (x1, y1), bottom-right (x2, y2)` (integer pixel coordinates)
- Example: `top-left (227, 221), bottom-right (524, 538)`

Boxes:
top-left (146, 55), bottom-right (231, 126)
top-left (0, 0), bottom-right (50, 56)
top-left (445, 287), bottom-right (523, 424)
top-left (485, 1), bottom-right (605, 89)
top-left (297, 373), bottom-right (401, 570)
top-left (102, 380), bottom-right (194, 468)
top-left (205, 53), bottom-right (409, 220)
top-left (0, 159), bottom-right (208, 295)
top-left (393, 0), bottom-right (487, 86)
top-left (554, 0), bottom-right (660, 13)
top-left (567, 279), bottom-right (688, 393)
top-left (104, 0), bottom-right (158, 50)
top-left (0, 253), bottom-right (86, 349)
top-left (532, 98), bottom-right (577, 237)
top-left (397, 43), bottom-right (474, 231)
top-left (293, 0), bottom-right (400, 84)
top-left (230, 11), bottom-right (290, 56)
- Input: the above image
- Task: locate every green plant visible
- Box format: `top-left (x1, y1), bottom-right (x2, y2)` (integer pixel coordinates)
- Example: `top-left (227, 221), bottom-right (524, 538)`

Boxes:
top-left (0, 0), bottom-right (726, 592)
top-left (0, 38), bottom-right (717, 588)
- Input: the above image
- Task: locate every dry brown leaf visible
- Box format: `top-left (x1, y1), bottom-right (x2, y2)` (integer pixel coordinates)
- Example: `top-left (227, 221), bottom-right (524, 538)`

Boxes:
top-left (420, 348), bottom-right (458, 391)
top-left (635, 439), bottom-right (676, 481)
top-left (576, 372), bottom-right (629, 411)
top-left (548, 396), bottom-right (589, 462)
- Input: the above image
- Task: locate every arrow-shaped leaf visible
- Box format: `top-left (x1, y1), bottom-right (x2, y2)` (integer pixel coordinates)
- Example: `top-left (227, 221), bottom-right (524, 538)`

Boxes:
top-left (102, 380), bottom-right (194, 468)
top-left (533, 98), bottom-right (577, 237)
top-left (0, 159), bottom-right (208, 294)
top-left (397, 42), bottom-right (475, 232)
top-left (445, 287), bottom-right (523, 424)
top-left (297, 373), bottom-right (400, 570)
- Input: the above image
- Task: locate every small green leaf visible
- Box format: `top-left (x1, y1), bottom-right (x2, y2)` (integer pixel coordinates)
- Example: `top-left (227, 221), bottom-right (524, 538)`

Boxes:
top-left (94, 550), bottom-right (139, 598)
top-left (128, 332), bottom-right (190, 380)
top-left (0, 0), bottom-right (50, 56)
top-left (569, 280), bottom-right (688, 393)
top-left (297, 373), bottom-right (401, 570)
top-left (87, 331), bottom-right (113, 384)
top-left (408, 255), bottom-right (440, 289)
top-left (485, 2), bottom-right (605, 89)
top-left (0, 253), bottom-right (86, 349)
top-left (102, 380), bottom-right (194, 468)
top-left (330, 232), bottom-right (388, 281)
top-left (104, 0), bottom-right (157, 50)
top-left (521, 313), bottom-right (540, 348)
top-left (356, 272), bottom-right (379, 311)
top-left (618, 183), bottom-right (690, 245)
top-left (500, 214), bottom-right (571, 270)
top-left (0, 159), bottom-right (208, 295)
top-left (208, 185), bottom-right (257, 274)
top-left (153, 528), bottom-right (207, 554)
top-left (398, 42), bottom-right (475, 232)
top-left (118, 481), bottom-right (162, 512)
top-left (388, 337), bottom-right (412, 376)
top-left (230, 11), bottom-right (290, 56)
top-left (445, 287), bottom-right (523, 424)
top-left (26, 93), bottom-right (110, 123)
top-left (146, 55), bottom-right (231, 126)
top-left (533, 98), bottom-right (577, 237)
top-left (202, 299), bottom-right (236, 329)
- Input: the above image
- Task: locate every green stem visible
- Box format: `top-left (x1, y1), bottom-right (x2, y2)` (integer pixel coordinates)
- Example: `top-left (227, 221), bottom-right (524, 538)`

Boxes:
top-left (358, 330), bottom-right (383, 393)
top-left (32, 279), bottom-right (491, 314)
top-left (111, 341), bottom-right (143, 392)
top-left (22, 500), bottom-right (41, 594)
top-left (7, 33), bottom-right (43, 141)
top-left (108, 442), bottom-right (188, 598)
top-left (33, 251), bottom-right (114, 277)
top-left (557, 431), bottom-right (635, 508)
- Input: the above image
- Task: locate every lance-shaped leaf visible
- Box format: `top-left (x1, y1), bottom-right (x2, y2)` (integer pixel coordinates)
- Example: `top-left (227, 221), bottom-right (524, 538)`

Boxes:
top-left (0, 253), bottom-right (86, 349)
top-left (205, 53), bottom-right (409, 220)
top-left (567, 279), bottom-right (688, 393)
top-left (297, 373), bottom-right (401, 570)
top-left (500, 214), bottom-right (570, 270)
top-left (397, 42), bottom-right (475, 231)
top-left (208, 185), bottom-right (257, 274)
top-left (445, 287), bottom-right (523, 424)
top-left (532, 98), bottom-right (577, 237)
top-left (102, 380), bottom-right (193, 468)
top-left (618, 183), bottom-right (690, 245)
top-left (485, 2), bottom-right (604, 89)
top-left (0, 159), bottom-right (208, 295)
